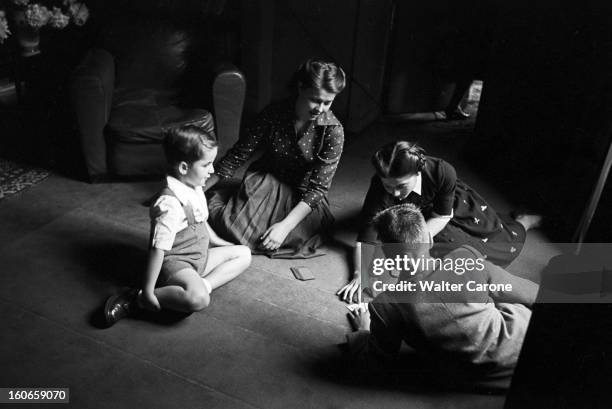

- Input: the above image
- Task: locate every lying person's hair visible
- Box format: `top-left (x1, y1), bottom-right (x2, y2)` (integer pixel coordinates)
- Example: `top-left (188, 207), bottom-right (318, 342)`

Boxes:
top-left (373, 203), bottom-right (427, 243)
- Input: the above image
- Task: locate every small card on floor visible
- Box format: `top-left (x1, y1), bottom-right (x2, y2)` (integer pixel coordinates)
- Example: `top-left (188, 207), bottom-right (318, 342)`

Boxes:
top-left (290, 266), bottom-right (315, 281)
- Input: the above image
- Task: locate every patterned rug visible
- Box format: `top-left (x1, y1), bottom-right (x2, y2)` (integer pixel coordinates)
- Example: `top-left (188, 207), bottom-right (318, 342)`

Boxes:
top-left (0, 158), bottom-right (50, 200)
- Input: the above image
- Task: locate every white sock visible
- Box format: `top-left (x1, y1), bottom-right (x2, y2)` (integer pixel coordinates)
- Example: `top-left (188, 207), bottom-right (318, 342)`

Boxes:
top-left (201, 278), bottom-right (212, 295)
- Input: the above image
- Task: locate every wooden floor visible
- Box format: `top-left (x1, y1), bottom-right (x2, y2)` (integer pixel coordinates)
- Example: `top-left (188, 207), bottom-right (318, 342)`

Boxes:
top-left (0, 120), bottom-right (555, 408)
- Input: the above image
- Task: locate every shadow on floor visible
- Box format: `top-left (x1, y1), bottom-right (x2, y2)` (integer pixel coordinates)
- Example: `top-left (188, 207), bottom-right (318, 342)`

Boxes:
top-left (75, 242), bottom-right (147, 287)
top-left (307, 345), bottom-right (507, 397)
top-left (68, 241), bottom-right (189, 329)
top-left (89, 302), bottom-right (193, 330)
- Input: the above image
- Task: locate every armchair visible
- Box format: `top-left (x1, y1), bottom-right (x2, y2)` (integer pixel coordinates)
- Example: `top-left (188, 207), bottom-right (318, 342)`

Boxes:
top-left (70, 14), bottom-right (245, 181)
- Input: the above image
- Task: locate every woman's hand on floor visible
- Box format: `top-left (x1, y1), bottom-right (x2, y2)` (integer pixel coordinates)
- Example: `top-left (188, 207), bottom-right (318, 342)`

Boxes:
top-left (260, 222), bottom-right (292, 251)
top-left (337, 277), bottom-right (361, 303)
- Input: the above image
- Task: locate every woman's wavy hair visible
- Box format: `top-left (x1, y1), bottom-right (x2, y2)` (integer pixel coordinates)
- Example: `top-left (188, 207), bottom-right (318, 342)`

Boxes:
top-left (372, 141), bottom-right (426, 178)
top-left (290, 59), bottom-right (346, 94)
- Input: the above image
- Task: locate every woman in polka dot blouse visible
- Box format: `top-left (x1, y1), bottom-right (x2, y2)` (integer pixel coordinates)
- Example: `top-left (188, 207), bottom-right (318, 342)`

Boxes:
top-left (338, 141), bottom-right (542, 302)
top-left (205, 59), bottom-right (346, 258)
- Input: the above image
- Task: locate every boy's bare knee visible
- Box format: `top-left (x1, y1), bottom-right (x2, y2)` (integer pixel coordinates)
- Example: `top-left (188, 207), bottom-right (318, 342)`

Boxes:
top-left (237, 245), bottom-right (252, 262)
top-left (186, 291), bottom-right (209, 311)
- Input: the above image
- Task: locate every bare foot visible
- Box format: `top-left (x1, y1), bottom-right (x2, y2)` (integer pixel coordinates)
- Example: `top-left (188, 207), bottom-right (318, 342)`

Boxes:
top-left (515, 214), bottom-right (543, 231)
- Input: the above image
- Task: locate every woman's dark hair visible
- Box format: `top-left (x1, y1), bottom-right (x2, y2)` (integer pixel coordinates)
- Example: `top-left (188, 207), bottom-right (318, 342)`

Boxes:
top-left (372, 141), bottom-right (426, 178)
top-left (291, 59), bottom-right (346, 94)
top-left (163, 125), bottom-right (217, 167)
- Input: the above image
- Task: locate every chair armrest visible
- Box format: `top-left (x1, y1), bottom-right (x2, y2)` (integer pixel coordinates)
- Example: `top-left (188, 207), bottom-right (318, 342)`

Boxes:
top-left (70, 48), bottom-right (115, 181)
top-left (211, 62), bottom-right (246, 158)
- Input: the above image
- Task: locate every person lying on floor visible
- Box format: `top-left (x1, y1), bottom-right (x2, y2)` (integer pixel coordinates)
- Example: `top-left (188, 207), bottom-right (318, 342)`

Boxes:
top-left (345, 203), bottom-right (539, 391)
top-left (338, 141), bottom-right (541, 302)
top-left (104, 125), bottom-right (251, 327)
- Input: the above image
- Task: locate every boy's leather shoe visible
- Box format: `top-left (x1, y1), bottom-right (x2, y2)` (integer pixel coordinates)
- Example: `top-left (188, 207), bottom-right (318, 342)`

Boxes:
top-left (104, 288), bottom-right (139, 327)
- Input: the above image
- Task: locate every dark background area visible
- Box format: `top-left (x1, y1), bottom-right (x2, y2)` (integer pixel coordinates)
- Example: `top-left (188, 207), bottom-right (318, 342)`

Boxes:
top-left (3, 0), bottom-right (612, 239)
top-left (2, 1), bottom-right (612, 405)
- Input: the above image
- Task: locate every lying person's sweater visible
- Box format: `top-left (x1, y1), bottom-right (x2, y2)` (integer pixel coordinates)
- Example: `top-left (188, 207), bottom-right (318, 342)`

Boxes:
top-left (347, 245), bottom-right (539, 390)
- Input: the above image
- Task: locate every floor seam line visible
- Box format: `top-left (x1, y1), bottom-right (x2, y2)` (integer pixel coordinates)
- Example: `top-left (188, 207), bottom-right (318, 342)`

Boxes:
top-left (249, 295), bottom-right (348, 330)
top-left (202, 312), bottom-right (343, 360)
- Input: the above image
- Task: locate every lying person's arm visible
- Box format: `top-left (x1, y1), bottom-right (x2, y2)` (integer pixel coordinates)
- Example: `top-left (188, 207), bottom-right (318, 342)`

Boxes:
top-left (346, 297), bottom-right (403, 370)
top-left (486, 261), bottom-right (539, 307)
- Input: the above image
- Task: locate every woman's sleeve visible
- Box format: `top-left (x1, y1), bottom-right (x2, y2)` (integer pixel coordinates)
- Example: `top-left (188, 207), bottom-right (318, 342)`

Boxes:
top-left (432, 160), bottom-right (457, 216)
top-left (357, 176), bottom-right (385, 243)
top-left (300, 125), bottom-right (344, 207)
top-left (214, 108), bottom-right (270, 179)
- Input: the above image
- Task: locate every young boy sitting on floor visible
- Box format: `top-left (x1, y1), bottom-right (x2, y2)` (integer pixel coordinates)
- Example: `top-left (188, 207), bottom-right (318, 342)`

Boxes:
top-left (104, 125), bottom-right (251, 326)
top-left (346, 203), bottom-right (539, 391)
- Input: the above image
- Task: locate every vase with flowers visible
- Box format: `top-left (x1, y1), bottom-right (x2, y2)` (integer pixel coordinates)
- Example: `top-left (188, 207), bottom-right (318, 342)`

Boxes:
top-left (0, 0), bottom-right (89, 56)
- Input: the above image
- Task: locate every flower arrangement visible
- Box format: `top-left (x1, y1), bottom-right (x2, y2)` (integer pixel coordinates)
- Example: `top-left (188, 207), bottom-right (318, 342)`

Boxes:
top-left (0, 0), bottom-right (89, 43)
top-left (0, 10), bottom-right (10, 43)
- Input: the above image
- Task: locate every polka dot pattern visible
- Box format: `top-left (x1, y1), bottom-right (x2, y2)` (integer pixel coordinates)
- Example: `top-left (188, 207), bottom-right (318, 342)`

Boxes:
top-left (215, 99), bottom-right (344, 208)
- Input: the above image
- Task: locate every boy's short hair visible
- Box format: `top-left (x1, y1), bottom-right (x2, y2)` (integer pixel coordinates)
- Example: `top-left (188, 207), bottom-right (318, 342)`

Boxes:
top-left (163, 125), bottom-right (217, 166)
top-left (372, 203), bottom-right (427, 243)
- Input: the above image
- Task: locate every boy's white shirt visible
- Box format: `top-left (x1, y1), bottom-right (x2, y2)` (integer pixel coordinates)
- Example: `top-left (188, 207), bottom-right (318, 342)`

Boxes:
top-left (150, 176), bottom-right (209, 251)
